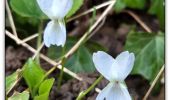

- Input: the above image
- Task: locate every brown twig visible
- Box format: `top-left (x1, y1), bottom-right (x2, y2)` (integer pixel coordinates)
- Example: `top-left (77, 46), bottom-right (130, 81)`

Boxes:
top-left (5, 0), bottom-right (18, 39)
top-left (143, 65), bottom-right (165, 100)
top-left (87, 17), bottom-right (106, 40)
top-left (123, 10), bottom-right (152, 33)
top-left (18, 33), bottom-right (39, 44)
top-left (67, 0), bottom-right (114, 22)
top-left (32, 42), bottom-right (44, 59)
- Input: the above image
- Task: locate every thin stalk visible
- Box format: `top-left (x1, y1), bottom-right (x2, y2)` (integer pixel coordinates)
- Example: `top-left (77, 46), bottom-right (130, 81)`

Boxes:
top-left (36, 20), bottom-right (44, 64)
top-left (67, 0), bottom-right (114, 22)
top-left (89, 7), bottom-right (96, 28)
top-left (45, 66), bottom-right (58, 78)
top-left (143, 65), bottom-right (165, 100)
top-left (76, 75), bottom-right (103, 100)
top-left (57, 64), bottom-right (65, 90)
top-left (57, 46), bottom-right (66, 90)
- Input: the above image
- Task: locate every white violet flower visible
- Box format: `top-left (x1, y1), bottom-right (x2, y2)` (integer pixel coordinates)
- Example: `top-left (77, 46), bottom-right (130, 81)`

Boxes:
top-left (37, 0), bottom-right (73, 47)
top-left (92, 51), bottom-right (135, 100)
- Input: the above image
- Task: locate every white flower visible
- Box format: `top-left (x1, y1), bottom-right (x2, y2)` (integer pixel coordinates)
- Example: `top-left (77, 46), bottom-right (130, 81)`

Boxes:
top-left (92, 51), bottom-right (135, 100)
top-left (37, 0), bottom-right (73, 47)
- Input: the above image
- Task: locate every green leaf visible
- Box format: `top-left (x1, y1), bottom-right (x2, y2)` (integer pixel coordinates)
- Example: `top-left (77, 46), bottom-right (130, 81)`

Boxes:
top-left (6, 69), bottom-right (21, 94)
top-left (23, 58), bottom-right (45, 96)
top-left (10, 0), bottom-right (47, 19)
top-left (38, 78), bottom-right (54, 95)
top-left (123, 0), bottom-right (146, 9)
top-left (85, 41), bottom-right (107, 53)
top-left (148, 0), bottom-right (165, 30)
top-left (47, 37), bottom-right (105, 73)
top-left (65, 46), bottom-right (95, 73)
top-left (66, 0), bottom-right (83, 18)
top-left (8, 91), bottom-right (29, 100)
top-left (114, 0), bottom-right (126, 12)
top-left (125, 31), bottom-right (164, 82)
top-left (34, 93), bottom-right (48, 100)
top-left (34, 78), bottom-right (55, 100)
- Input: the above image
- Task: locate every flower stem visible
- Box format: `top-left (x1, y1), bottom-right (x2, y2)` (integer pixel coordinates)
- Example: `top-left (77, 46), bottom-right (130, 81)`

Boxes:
top-left (57, 47), bottom-right (66, 90)
top-left (36, 20), bottom-right (43, 64)
top-left (76, 75), bottom-right (103, 100)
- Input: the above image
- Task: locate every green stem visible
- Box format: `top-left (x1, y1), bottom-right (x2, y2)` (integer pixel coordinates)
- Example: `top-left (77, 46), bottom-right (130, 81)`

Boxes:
top-left (36, 20), bottom-right (43, 64)
top-left (76, 75), bottom-right (103, 100)
top-left (57, 64), bottom-right (64, 90)
top-left (57, 46), bottom-right (66, 90)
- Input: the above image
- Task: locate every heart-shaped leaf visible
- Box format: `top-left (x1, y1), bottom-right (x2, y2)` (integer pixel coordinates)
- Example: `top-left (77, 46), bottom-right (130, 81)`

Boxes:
top-left (125, 31), bottom-right (164, 82)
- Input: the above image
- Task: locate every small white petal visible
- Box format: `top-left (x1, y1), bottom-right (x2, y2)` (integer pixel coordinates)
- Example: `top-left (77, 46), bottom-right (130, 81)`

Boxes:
top-left (92, 51), bottom-right (119, 81)
top-left (52, 0), bottom-right (73, 19)
top-left (96, 83), bottom-right (114, 100)
top-left (37, 0), bottom-right (73, 19)
top-left (37, 0), bottom-right (54, 18)
top-left (96, 82), bottom-right (131, 100)
top-left (44, 20), bottom-right (66, 47)
top-left (115, 51), bottom-right (135, 80)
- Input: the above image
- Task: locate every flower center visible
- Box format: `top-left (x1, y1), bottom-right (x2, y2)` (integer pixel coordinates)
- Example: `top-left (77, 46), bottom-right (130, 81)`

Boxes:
top-left (115, 81), bottom-right (119, 84)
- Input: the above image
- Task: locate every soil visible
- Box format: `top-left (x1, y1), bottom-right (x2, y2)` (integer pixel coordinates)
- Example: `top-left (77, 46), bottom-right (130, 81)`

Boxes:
top-left (5, 0), bottom-right (164, 99)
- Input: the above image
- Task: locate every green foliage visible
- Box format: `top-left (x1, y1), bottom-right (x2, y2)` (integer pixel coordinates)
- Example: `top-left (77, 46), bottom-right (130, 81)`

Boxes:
top-left (22, 58), bottom-right (45, 97)
top-left (149, 0), bottom-right (165, 29)
top-left (8, 91), bottom-right (29, 100)
top-left (66, 0), bottom-right (84, 18)
top-left (114, 0), bottom-right (126, 12)
top-left (34, 78), bottom-right (55, 100)
top-left (123, 0), bottom-right (146, 9)
top-left (65, 46), bottom-right (95, 73)
top-left (22, 58), bottom-right (54, 99)
top-left (125, 31), bottom-right (164, 82)
top-left (6, 69), bottom-right (21, 94)
top-left (114, 0), bottom-right (146, 12)
top-left (85, 41), bottom-right (107, 53)
top-left (10, 0), bottom-right (47, 19)
top-left (48, 37), bottom-right (106, 73)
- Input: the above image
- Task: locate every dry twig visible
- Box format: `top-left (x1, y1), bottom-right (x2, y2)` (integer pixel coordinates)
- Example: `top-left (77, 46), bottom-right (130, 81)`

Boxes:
top-left (67, 0), bottom-right (114, 22)
top-left (5, 0), bottom-right (18, 38)
top-left (123, 10), bottom-right (152, 33)
top-left (143, 65), bottom-right (165, 100)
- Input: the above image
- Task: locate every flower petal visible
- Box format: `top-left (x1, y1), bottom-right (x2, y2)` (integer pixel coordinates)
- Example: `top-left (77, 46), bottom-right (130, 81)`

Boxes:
top-left (115, 51), bottom-right (135, 80)
top-left (92, 51), bottom-right (119, 81)
top-left (96, 82), bottom-right (114, 100)
top-left (37, 0), bottom-right (54, 18)
top-left (52, 0), bottom-right (73, 19)
top-left (44, 20), bottom-right (66, 47)
top-left (96, 82), bottom-right (131, 100)
top-left (37, 0), bottom-right (73, 19)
